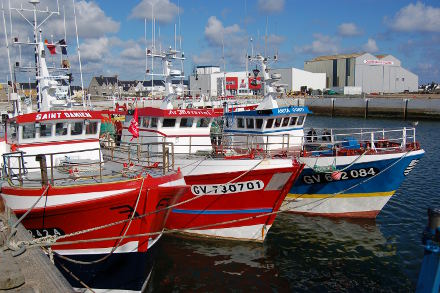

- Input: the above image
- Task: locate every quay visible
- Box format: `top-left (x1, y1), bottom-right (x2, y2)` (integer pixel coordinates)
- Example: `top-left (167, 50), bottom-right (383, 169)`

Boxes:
top-left (302, 94), bottom-right (440, 120)
top-left (0, 197), bottom-right (73, 292)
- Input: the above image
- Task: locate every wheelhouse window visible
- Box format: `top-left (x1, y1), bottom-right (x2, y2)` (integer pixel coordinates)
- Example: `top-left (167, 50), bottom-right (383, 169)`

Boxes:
top-left (163, 118), bottom-right (176, 127)
top-left (150, 117), bottom-right (158, 128)
top-left (297, 116), bottom-right (305, 126)
top-left (237, 118), bottom-right (244, 128)
top-left (71, 122), bottom-right (83, 135)
top-left (256, 119), bottom-right (263, 129)
top-left (55, 122), bottom-right (68, 136)
top-left (22, 124), bottom-right (36, 139)
top-left (141, 117), bottom-right (150, 128)
top-left (246, 118), bottom-right (254, 129)
top-left (180, 118), bottom-right (194, 128)
top-left (197, 118), bottom-right (211, 128)
top-left (289, 117), bottom-right (298, 126)
top-left (274, 118), bottom-right (282, 128)
top-left (282, 117), bottom-right (289, 127)
top-left (85, 121), bottom-right (98, 134)
top-left (266, 118), bottom-right (274, 129)
top-left (39, 123), bottom-right (52, 137)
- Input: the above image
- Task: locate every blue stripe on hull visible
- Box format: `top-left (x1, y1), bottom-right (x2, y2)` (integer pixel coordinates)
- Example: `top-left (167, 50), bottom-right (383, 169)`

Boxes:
top-left (55, 245), bottom-right (158, 292)
top-left (291, 152), bottom-right (424, 195)
top-left (172, 208), bottom-right (273, 215)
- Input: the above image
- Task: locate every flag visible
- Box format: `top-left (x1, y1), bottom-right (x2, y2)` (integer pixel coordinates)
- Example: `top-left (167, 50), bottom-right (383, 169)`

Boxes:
top-left (57, 39), bottom-right (68, 55)
top-left (128, 108), bottom-right (139, 141)
top-left (44, 39), bottom-right (56, 55)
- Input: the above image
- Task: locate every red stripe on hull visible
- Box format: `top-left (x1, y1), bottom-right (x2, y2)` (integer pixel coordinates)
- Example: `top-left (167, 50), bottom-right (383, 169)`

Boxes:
top-left (166, 165), bottom-right (304, 232)
top-left (285, 209), bottom-right (380, 219)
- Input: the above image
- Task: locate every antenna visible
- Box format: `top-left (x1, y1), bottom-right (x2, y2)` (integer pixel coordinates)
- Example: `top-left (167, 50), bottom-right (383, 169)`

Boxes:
top-left (2, 2), bottom-right (13, 93)
top-left (73, 0), bottom-right (85, 109)
top-left (265, 16), bottom-right (268, 57)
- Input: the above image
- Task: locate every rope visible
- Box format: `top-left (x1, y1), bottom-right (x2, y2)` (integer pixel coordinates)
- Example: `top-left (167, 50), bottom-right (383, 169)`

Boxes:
top-left (17, 159), bottom-right (265, 249)
top-left (299, 150), bottom-right (368, 174)
top-left (284, 149), bottom-right (412, 211)
top-left (18, 150), bottom-right (412, 248)
top-left (12, 185), bottom-right (50, 229)
top-left (54, 177), bottom-right (146, 265)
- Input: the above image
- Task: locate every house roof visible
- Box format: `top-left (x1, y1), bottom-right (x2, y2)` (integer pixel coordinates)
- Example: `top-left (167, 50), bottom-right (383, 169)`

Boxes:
top-left (93, 75), bottom-right (118, 86)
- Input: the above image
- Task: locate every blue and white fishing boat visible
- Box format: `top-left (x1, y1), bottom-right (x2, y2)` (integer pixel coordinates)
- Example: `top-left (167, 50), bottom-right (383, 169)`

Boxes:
top-left (223, 54), bottom-right (425, 218)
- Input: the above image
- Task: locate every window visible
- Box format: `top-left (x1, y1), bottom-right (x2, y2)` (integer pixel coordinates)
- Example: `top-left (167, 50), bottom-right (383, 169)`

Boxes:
top-left (197, 118), bottom-right (211, 128)
top-left (282, 117), bottom-right (289, 127)
top-left (22, 124), bottom-right (36, 139)
top-left (274, 118), bottom-right (282, 127)
top-left (237, 118), bottom-right (244, 128)
top-left (162, 119), bottom-right (176, 127)
top-left (85, 121), bottom-right (98, 134)
top-left (151, 118), bottom-right (158, 128)
top-left (266, 119), bottom-right (274, 129)
top-left (297, 116), bottom-right (305, 126)
top-left (256, 119), bottom-right (263, 129)
top-left (289, 117), bottom-right (298, 126)
top-left (246, 118), bottom-right (254, 129)
top-left (142, 117), bottom-right (149, 128)
top-left (180, 118), bottom-right (194, 128)
top-left (39, 123), bottom-right (52, 137)
top-left (55, 122), bottom-right (68, 136)
top-left (71, 122), bottom-right (83, 135)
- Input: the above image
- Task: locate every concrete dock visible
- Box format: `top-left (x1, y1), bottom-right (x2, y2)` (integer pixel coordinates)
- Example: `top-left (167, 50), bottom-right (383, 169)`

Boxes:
top-left (0, 198), bottom-right (73, 292)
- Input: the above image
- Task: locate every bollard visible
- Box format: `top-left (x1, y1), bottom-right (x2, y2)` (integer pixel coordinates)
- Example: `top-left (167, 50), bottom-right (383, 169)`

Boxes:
top-left (416, 208), bottom-right (440, 293)
top-left (35, 154), bottom-right (48, 186)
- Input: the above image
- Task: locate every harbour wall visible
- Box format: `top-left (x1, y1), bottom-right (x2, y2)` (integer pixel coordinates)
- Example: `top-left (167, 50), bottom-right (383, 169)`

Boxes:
top-left (302, 96), bottom-right (440, 120)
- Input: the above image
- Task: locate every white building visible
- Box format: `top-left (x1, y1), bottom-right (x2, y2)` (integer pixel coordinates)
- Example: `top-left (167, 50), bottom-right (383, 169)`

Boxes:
top-left (189, 66), bottom-right (325, 97)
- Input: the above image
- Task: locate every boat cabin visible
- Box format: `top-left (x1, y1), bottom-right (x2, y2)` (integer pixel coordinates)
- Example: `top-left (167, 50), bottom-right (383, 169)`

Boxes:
top-left (223, 106), bottom-right (311, 152)
top-left (122, 107), bottom-right (222, 155)
top-left (4, 110), bottom-right (103, 171)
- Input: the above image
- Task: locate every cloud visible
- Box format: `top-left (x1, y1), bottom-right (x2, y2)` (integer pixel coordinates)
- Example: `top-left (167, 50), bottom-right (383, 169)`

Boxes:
top-left (362, 38), bottom-right (379, 53)
top-left (296, 34), bottom-right (340, 55)
top-left (338, 23), bottom-right (362, 37)
top-left (257, 0), bottom-right (285, 13)
top-left (192, 51), bottom-right (218, 65)
top-left (387, 2), bottom-right (440, 33)
top-left (267, 34), bottom-right (286, 46)
top-left (204, 16), bottom-right (241, 46)
top-left (80, 37), bottom-right (111, 62)
top-left (129, 0), bottom-right (181, 24)
top-left (120, 42), bottom-right (145, 59)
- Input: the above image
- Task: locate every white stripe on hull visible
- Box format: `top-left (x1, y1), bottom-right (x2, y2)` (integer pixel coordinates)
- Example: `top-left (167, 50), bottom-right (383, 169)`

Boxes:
top-left (1, 188), bottom-right (136, 210)
top-left (55, 235), bottom-right (161, 256)
top-left (175, 224), bottom-right (272, 242)
top-left (281, 195), bottom-right (392, 214)
top-left (178, 158), bottom-right (293, 176)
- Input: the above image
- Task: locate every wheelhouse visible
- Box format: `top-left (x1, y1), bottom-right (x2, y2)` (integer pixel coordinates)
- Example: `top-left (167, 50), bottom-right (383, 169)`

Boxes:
top-left (5, 111), bottom-right (103, 171)
top-left (223, 106), bottom-right (311, 152)
top-left (122, 107), bottom-right (222, 154)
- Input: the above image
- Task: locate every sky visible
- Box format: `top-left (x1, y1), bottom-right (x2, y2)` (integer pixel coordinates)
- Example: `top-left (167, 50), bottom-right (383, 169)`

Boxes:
top-left (1, 0), bottom-right (439, 86)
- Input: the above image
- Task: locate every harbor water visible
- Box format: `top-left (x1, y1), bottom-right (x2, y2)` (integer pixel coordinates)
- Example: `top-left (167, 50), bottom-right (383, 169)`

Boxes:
top-left (147, 115), bottom-right (439, 292)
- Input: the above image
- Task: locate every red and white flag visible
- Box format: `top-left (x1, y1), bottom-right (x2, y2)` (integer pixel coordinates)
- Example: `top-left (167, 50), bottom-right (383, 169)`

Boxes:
top-left (128, 108), bottom-right (139, 141)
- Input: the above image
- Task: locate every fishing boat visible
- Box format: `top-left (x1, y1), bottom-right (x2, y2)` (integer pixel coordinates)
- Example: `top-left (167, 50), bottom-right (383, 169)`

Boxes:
top-left (222, 54), bottom-right (425, 218)
top-left (119, 47), bottom-right (304, 242)
top-left (0, 2), bottom-right (188, 291)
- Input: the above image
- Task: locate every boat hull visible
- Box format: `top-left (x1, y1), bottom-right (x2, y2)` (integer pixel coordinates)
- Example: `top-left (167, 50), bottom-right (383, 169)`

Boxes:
top-left (282, 149), bottom-right (424, 218)
top-left (1, 174), bottom-right (188, 292)
top-left (166, 161), bottom-right (304, 242)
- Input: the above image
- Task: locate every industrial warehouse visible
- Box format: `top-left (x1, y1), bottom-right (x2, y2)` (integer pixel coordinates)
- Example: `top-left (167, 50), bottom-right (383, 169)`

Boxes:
top-left (304, 53), bottom-right (418, 94)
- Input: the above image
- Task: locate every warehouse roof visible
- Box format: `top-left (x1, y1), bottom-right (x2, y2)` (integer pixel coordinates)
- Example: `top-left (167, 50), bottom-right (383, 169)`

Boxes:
top-left (306, 53), bottom-right (365, 62)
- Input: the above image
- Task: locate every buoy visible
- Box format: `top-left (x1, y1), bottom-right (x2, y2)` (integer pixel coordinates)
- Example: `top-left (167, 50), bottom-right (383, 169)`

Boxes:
top-left (331, 171), bottom-right (342, 180)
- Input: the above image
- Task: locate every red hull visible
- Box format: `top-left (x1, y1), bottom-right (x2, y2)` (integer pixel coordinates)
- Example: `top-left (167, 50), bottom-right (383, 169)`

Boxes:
top-left (2, 173), bottom-right (188, 253)
top-left (166, 164), bottom-right (304, 239)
